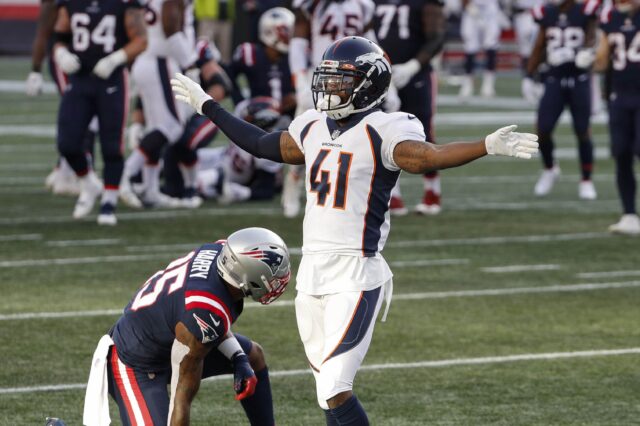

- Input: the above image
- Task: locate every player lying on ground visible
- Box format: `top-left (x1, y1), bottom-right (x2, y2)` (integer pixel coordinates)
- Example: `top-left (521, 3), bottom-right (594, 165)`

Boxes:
top-left (82, 227), bottom-right (291, 426)
top-left (173, 36), bottom-right (538, 425)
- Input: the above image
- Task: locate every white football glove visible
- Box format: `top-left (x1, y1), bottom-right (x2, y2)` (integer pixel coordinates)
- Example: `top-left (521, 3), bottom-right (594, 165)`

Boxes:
top-left (575, 48), bottom-right (595, 69)
top-left (392, 59), bottom-right (420, 90)
top-left (485, 125), bottom-right (539, 159)
top-left (54, 46), bottom-right (81, 75)
top-left (547, 47), bottom-right (575, 67)
top-left (93, 49), bottom-right (127, 79)
top-left (171, 72), bottom-right (212, 115)
top-left (383, 81), bottom-right (401, 112)
top-left (521, 77), bottom-right (542, 104)
top-left (25, 71), bottom-right (44, 96)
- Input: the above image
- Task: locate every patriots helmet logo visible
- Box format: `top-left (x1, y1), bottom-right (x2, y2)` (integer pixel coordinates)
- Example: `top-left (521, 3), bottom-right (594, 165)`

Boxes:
top-left (239, 248), bottom-right (285, 275)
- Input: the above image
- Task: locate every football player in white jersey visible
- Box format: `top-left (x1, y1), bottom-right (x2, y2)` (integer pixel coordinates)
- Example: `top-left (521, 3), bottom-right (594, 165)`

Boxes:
top-left (459, 0), bottom-right (503, 97)
top-left (172, 36), bottom-right (538, 424)
top-left (284, 0), bottom-right (386, 218)
top-left (121, 0), bottom-right (198, 208)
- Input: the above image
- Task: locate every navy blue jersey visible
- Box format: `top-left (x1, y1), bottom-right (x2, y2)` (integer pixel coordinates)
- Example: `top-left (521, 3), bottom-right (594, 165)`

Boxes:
top-left (111, 241), bottom-right (244, 372)
top-left (532, 0), bottom-right (599, 77)
top-left (56, 0), bottom-right (142, 73)
top-left (229, 43), bottom-right (294, 104)
top-left (600, 5), bottom-right (640, 93)
top-left (373, 0), bottom-right (443, 67)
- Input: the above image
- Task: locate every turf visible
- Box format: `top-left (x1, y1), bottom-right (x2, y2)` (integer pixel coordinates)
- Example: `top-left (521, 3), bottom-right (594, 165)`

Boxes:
top-left (0, 56), bottom-right (639, 425)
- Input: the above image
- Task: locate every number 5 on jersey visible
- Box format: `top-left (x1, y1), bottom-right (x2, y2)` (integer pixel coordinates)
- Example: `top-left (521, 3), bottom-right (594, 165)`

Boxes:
top-left (310, 150), bottom-right (353, 209)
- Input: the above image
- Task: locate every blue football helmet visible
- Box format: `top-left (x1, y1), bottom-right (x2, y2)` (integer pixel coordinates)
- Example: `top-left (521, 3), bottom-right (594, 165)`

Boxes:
top-left (312, 36), bottom-right (392, 120)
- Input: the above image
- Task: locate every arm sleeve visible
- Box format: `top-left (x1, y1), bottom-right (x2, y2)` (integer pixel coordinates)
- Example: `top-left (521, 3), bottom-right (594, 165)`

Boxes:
top-left (181, 307), bottom-right (228, 346)
top-left (380, 114), bottom-right (427, 171)
top-left (201, 100), bottom-right (284, 162)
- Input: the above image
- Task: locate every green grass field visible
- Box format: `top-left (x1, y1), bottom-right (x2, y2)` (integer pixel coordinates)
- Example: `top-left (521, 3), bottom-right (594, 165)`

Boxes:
top-left (0, 57), bottom-right (639, 425)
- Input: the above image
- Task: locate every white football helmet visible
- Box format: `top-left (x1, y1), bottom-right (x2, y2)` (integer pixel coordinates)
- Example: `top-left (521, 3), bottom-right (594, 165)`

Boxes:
top-left (217, 227), bottom-right (291, 304)
top-left (258, 7), bottom-right (295, 54)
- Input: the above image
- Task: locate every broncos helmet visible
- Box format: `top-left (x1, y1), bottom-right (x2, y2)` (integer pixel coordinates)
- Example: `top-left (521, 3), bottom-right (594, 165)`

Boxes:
top-left (312, 36), bottom-right (392, 120)
top-left (217, 227), bottom-right (291, 305)
top-left (234, 97), bottom-right (281, 131)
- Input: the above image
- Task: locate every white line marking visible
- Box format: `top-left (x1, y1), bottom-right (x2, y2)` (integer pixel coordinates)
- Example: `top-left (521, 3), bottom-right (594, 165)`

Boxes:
top-left (0, 163), bottom-right (51, 171)
top-left (0, 207), bottom-right (282, 225)
top-left (387, 232), bottom-right (609, 248)
top-left (45, 238), bottom-right (122, 247)
top-left (0, 254), bottom-right (168, 268)
top-left (0, 79), bottom-right (58, 94)
top-left (577, 270), bottom-right (640, 279)
top-left (2, 280), bottom-right (638, 320)
top-left (0, 125), bottom-right (56, 137)
top-left (3, 233), bottom-right (606, 267)
top-left (389, 259), bottom-right (469, 267)
top-left (482, 264), bottom-right (561, 273)
top-left (1, 347), bottom-right (637, 395)
top-left (0, 233), bottom-right (42, 242)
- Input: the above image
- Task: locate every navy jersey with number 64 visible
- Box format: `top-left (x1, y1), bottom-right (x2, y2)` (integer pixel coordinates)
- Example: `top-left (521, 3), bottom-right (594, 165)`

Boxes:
top-left (111, 242), bottom-right (244, 372)
top-left (56, 0), bottom-right (143, 73)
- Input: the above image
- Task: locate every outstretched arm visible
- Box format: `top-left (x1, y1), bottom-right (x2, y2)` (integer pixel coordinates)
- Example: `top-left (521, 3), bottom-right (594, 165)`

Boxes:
top-left (394, 126), bottom-right (539, 174)
top-left (172, 73), bottom-right (305, 164)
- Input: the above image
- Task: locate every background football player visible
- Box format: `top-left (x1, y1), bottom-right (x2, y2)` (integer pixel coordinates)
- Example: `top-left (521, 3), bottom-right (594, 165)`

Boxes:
top-left (527, 0), bottom-right (600, 200)
top-left (373, 0), bottom-right (447, 215)
top-left (53, 0), bottom-right (147, 225)
top-left (173, 36), bottom-right (538, 425)
top-left (82, 228), bottom-right (291, 425)
top-left (595, 0), bottom-right (640, 234)
top-left (283, 0), bottom-right (380, 218)
top-left (27, 0), bottom-right (98, 197)
top-left (459, 0), bottom-right (503, 98)
top-left (122, 39), bottom-right (232, 208)
top-left (121, 0), bottom-right (199, 209)
top-left (227, 7), bottom-right (296, 115)
top-left (197, 97), bottom-right (286, 203)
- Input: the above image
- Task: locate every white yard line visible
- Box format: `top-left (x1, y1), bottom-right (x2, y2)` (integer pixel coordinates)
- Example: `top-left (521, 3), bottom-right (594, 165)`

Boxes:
top-left (389, 259), bottom-right (469, 267)
top-left (0, 254), bottom-right (169, 268)
top-left (45, 238), bottom-right (122, 247)
top-left (2, 280), bottom-right (638, 321)
top-left (577, 270), bottom-right (640, 279)
top-left (0, 207), bottom-right (282, 225)
top-left (1, 347), bottom-right (637, 395)
top-left (0, 232), bottom-right (608, 268)
top-left (0, 233), bottom-right (42, 242)
top-left (387, 232), bottom-right (609, 248)
top-left (482, 264), bottom-right (562, 273)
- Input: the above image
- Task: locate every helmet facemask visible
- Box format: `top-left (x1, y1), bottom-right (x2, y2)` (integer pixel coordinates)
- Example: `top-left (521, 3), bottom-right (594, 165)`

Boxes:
top-left (312, 62), bottom-right (367, 120)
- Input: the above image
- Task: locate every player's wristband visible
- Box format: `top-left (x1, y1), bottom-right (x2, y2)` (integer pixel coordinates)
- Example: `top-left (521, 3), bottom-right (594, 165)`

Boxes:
top-left (218, 336), bottom-right (244, 360)
top-left (52, 31), bottom-right (72, 45)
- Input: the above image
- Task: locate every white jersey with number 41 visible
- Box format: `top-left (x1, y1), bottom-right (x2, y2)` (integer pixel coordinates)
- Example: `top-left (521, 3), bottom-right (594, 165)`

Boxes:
top-left (288, 109), bottom-right (426, 257)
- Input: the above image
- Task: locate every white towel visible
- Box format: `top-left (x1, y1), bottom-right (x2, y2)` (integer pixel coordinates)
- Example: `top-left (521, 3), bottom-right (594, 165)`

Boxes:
top-left (83, 334), bottom-right (114, 426)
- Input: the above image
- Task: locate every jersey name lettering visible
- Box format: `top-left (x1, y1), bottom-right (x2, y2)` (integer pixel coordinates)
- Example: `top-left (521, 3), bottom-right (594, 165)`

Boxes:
top-left (190, 249), bottom-right (218, 279)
